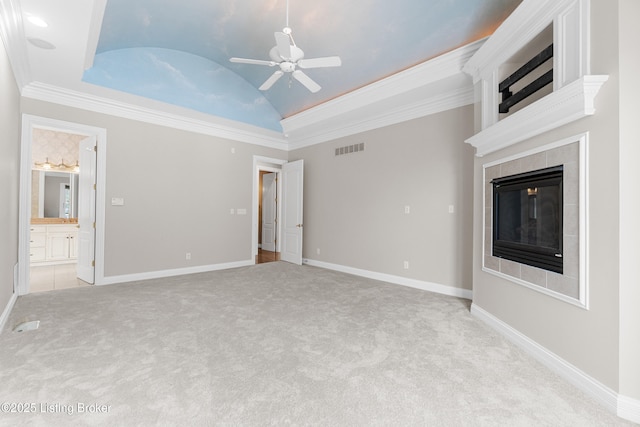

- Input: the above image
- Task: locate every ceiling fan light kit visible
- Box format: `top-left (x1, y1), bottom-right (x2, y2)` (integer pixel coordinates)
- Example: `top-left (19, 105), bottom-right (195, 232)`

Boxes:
top-left (229, 1), bottom-right (341, 93)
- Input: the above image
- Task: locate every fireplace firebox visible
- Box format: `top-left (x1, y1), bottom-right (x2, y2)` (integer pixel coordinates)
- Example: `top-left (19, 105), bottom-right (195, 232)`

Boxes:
top-left (492, 165), bottom-right (563, 274)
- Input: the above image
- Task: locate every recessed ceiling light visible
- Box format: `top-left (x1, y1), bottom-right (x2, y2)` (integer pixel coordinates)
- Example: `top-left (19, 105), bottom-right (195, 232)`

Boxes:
top-left (27, 15), bottom-right (48, 28)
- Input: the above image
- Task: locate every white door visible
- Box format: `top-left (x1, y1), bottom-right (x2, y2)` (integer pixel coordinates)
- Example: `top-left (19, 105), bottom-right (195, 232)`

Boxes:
top-left (280, 160), bottom-right (304, 265)
top-left (77, 136), bottom-right (97, 283)
top-left (262, 173), bottom-right (277, 252)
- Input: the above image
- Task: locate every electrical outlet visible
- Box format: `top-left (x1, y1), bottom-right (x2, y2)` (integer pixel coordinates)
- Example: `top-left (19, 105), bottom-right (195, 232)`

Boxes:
top-left (317, 248), bottom-right (321, 255)
top-left (186, 252), bottom-right (191, 260)
top-left (403, 261), bottom-right (409, 269)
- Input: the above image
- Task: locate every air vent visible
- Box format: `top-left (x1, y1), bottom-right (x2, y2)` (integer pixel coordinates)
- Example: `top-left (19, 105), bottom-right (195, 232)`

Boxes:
top-left (335, 142), bottom-right (365, 156)
top-left (13, 320), bottom-right (40, 332)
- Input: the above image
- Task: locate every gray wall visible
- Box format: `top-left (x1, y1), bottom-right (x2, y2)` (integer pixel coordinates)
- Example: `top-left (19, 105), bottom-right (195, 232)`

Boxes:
top-left (291, 105), bottom-right (475, 290)
top-left (472, 0), bottom-right (640, 398)
top-left (0, 37), bottom-right (20, 323)
top-left (20, 99), bottom-right (288, 278)
top-left (618, 0), bottom-right (640, 401)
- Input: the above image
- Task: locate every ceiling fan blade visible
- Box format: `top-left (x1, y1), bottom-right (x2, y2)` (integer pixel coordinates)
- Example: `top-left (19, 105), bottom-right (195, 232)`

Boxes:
top-left (292, 70), bottom-right (321, 93)
top-left (259, 70), bottom-right (284, 90)
top-left (274, 32), bottom-right (292, 60)
top-left (230, 57), bottom-right (276, 66)
top-left (297, 56), bottom-right (342, 69)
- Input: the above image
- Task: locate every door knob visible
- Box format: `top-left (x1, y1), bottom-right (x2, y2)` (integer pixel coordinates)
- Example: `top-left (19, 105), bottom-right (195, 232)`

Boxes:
top-left (296, 224), bottom-right (303, 228)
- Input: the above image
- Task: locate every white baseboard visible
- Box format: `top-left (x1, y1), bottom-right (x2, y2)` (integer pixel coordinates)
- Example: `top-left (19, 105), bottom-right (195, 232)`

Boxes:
top-left (303, 258), bottom-right (473, 300)
top-left (618, 395), bottom-right (640, 424)
top-left (98, 259), bottom-right (255, 286)
top-left (0, 292), bottom-right (18, 333)
top-left (471, 303), bottom-right (640, 424)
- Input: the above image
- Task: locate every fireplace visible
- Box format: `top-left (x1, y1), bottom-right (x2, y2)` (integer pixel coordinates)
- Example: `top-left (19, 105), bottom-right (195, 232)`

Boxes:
top-left (492, 165), bottom-right (563, 274)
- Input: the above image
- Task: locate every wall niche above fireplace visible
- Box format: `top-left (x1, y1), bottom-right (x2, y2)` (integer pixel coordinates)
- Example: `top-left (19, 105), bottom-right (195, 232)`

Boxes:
top-left (463, 0), bottom-right (608, 157)
top-left (483, 133), bottom-right (588, 308)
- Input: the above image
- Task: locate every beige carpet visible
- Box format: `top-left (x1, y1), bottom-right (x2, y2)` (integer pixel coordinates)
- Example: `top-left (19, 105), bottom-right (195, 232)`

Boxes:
top-left (0, 262), bottom-right (632, 426)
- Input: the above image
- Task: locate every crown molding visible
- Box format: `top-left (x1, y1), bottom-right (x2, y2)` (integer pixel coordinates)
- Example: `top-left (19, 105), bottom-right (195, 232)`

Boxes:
top-left (21, 82), bottom-right (289, 150)
top-left (21, 74), bottom-right (476, 153)
top-left (0, 0), bottom-right (31, 89)
top-left (282, 39), bottom-right (483, 137)
top-left (463, 0), bottom-right (580, 83)
top-left (287, 86), bottom-right (474, 151)
top-left (465, 75), bottom-right (608, 157)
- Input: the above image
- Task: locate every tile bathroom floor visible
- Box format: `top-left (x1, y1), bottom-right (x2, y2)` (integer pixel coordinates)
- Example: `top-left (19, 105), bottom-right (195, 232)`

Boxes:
top-left (29, 264), bottom-right (90, 293)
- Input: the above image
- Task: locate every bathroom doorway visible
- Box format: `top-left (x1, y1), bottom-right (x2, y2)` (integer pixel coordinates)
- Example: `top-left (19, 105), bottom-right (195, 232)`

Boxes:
top-left (18, 115), bottom-right (107, 295)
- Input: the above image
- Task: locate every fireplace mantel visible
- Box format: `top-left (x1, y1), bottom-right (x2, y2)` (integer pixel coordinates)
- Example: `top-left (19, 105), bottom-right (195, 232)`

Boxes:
top-left (467, 75), bottom-right (607, 157)
top-left (463, 0), bottom-right (608, 157)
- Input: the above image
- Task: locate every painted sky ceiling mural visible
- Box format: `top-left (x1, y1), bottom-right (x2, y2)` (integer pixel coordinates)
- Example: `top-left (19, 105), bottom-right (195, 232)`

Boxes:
top-left (83, 0), bottom-right (522, 132)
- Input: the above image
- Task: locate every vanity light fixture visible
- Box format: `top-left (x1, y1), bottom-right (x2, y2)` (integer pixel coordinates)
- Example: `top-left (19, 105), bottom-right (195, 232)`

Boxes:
top-left (35, 157), bottom-right (52, 170)
top-left (34, 158), bottom-right (80, 173)
top-left (56, 159), bottom-right (78, 172)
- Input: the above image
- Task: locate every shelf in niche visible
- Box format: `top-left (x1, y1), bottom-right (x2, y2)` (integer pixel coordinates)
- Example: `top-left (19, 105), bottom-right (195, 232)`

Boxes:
top-left (466, 75), bottom-right (608, 157)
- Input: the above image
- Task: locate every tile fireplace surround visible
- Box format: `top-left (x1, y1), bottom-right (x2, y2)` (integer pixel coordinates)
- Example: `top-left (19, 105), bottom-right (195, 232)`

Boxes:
top-left (483, 136), bottom-right (586, 307)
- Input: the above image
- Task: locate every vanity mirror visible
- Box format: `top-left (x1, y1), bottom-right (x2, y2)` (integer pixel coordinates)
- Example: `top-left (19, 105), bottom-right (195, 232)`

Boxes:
top-left (31, 170), bottom-right (79, 219)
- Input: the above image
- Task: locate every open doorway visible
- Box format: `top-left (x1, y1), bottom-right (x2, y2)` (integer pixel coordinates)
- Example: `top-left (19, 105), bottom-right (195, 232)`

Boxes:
top-left (257, 169), bottom-right (281, 264)
top-left (252, 156), bottom-right (305, 266)
top-left (18, 115), bottom-right (107, 296)
top-left (28, 129), bottom-right (91, 292)
top-left (252, 156), bottom-right (286, 264)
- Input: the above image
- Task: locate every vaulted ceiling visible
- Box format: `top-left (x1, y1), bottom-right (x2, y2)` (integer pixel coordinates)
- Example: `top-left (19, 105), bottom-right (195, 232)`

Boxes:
top-left (6, 0), bottom-right (522, 146)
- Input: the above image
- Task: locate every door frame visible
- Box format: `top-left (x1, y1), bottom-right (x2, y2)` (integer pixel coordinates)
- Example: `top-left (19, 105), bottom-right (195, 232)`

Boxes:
top-left (252, 156), bottom-right (286, 260)
top-left (18, 115), bottom-right (107, 294)
top-left (260, 171), bottom-right (278, 252)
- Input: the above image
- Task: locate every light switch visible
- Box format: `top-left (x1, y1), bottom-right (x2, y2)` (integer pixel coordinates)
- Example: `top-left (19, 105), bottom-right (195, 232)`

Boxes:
top-left (111, 197), bottom-right (124, 206)
top-left (448, 205), bottom-right (455, 214)
top-left (404, 205), bottom-right (410, 214)
top-left (237, 208), bottom-right (247, 215)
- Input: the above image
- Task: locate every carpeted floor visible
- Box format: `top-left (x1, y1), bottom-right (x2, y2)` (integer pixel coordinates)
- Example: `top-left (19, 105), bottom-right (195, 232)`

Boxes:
top-left (0, 262), bottom-right (633, 426)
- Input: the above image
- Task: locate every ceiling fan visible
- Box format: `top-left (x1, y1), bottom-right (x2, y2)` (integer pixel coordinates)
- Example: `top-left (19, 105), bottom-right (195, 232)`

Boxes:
top-left (229, 1), bottom-right (341, 93)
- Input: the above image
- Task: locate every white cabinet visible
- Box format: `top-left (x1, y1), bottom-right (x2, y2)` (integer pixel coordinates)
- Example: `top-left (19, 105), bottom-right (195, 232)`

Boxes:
top-left (30, 224), bottom-right (78, 264)
top-left (29, 225), bottom-right (46, 263)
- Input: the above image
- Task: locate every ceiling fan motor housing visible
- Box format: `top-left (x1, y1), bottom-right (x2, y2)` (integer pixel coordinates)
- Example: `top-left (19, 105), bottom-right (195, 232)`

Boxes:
top-left (269, 45), bottom-right (304, 64)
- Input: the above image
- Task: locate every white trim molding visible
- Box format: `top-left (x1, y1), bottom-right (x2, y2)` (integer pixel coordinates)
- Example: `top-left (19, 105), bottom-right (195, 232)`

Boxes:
top-left (252, 156), bottom-right (288, 258)
top-left (0, 0), bottom-right (31, 89)
top-left (463, 0), bottom-right (589, 84)
top-left (284, 41), bottom-right (481, 149)
top-left (462, 0), bottom-right (608, 157)
top-left (618, 395), bottom-right (640, 425)
top-left (472, 303), bottom-right (640, 424)
top-left (288, 86), bottom-right (474, 151)
top-left (467, 76), bottom-right (607, 157)
top-left (0, 292), bottom-right (18, 333)
top-left (21, 82), bottom-right (289, 151)
top-left (99, 259), bottom-right (254, 286)
top-left (481, 133), bottom-right (590, 308)
top-left (18, 115), bottom-right (108, 294)
top-left (304, 258), bottom-right (473, 300)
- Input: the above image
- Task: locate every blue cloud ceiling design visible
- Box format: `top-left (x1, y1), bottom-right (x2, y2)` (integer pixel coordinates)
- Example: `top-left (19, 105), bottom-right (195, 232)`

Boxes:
top-left (83, 0), bottom-right (522, 132)
top-left (83, 48), bottom-right (283, 131)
